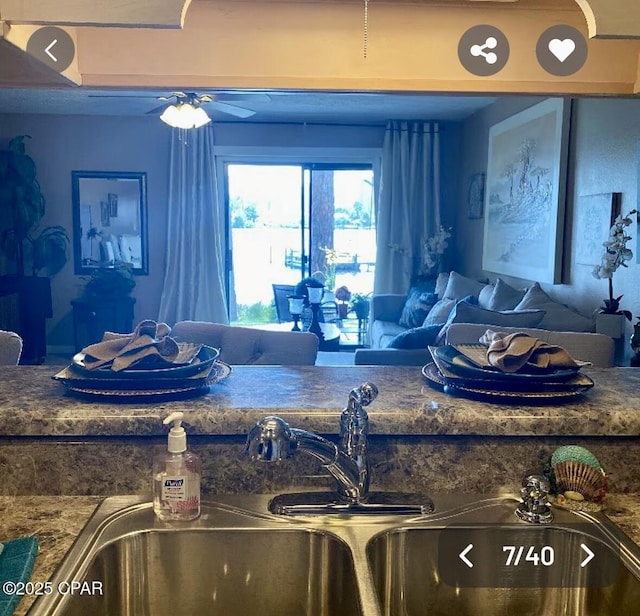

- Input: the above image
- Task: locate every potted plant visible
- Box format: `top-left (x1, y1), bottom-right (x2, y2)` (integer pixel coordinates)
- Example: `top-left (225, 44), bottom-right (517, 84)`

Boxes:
top-left (592, 209), bottom-right (637, 338)
top-left (335, 285), bottom-right (351, 318)
top-left (0, 135), bottom-right (69, 363)
top-left (0, 135), bottom-right (69, 277)
top-left (84, 262), bottom-right (136, 300)
top-left (631, 315), bottom-right (640, 361)
top-left (350, 292), bottom-right (371, 321)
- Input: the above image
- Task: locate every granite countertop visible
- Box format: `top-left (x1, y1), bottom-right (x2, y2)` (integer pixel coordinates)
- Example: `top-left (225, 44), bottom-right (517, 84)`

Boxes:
top-left (0, 365), bottom-right (639, 438)
top-left (2, 493), bottom-right (640, 615)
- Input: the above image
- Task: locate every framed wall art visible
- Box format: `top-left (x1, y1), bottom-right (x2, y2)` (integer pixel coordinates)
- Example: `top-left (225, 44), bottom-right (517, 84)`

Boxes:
top-left (72, 171), bottom-right (148, 275)
top-left (574, 192), bottom-right (621, 267)
top-left (467, 173), bottom-right (485, 219)
top-left (482, 98), bottom-right (571, 283)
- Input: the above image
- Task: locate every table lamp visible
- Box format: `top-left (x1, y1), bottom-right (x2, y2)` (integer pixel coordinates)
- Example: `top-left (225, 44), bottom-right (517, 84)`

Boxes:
top-left (287, 295), bottom-right (305, 331)
top-left (305, 283), bottom-right (325, 342)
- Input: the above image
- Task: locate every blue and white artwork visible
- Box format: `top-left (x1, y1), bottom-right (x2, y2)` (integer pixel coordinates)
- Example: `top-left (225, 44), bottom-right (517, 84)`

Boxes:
top-left (482, 98), bottom-right (570, 283)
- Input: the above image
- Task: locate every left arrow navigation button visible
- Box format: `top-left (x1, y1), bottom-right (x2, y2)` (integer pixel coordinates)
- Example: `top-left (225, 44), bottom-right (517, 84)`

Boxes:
top-left (26, 27), bottom-right (75, 72)
top-left (459, 543), bottom-right (474, 568)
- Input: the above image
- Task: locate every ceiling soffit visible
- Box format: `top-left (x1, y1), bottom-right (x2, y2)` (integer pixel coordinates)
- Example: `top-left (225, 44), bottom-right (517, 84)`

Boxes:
top-left (0, 0), bottom-right (192, 28)
top-left (0, 1), bottom-right (638, 38)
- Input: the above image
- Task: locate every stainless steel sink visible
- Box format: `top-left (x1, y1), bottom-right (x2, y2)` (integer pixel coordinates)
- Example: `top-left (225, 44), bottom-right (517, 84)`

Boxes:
top-left (29, 496), bottom-right (361, 616)
top-left (28, 495), bottom-right (640, 616)
top-left (61, 529), bottom-right (358, 616)
top-left (366, 499), bottom-right (640, 616)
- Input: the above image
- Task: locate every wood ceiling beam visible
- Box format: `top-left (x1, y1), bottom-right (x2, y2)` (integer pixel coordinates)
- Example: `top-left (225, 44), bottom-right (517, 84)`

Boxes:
top-left (0, 0), bottom-right (192, 29)
top-left (574, 1), bottom-right (640, 38)
top-left (1, 22), bottom-right (81, 84)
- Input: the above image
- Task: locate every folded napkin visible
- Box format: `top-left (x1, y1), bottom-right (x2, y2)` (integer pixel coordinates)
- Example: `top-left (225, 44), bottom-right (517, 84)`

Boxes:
top-left (82, 320), bottom-right (180, 371)
top-left (479, 329), bottom-right (581, 373)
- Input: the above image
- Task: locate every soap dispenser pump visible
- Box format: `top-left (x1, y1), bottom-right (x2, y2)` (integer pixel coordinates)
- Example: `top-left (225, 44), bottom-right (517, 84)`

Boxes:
top-left (153, 412), bottom-right (201, 521)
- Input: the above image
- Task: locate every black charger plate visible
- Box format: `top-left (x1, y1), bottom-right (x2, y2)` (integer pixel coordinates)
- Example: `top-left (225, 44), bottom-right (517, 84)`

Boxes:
top-left (70, 344), bottom-right (219, 380)
top-left (433, 344), bottom-right (580, 384)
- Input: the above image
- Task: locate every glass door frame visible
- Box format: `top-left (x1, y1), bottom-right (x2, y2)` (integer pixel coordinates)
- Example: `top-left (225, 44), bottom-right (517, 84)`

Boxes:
top-left (216, 148), bottom-right (381, 317)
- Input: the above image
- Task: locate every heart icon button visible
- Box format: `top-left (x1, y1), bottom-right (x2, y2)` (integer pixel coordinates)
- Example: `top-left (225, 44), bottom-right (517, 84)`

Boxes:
top-left (548, 38), bottom-right (576, 63)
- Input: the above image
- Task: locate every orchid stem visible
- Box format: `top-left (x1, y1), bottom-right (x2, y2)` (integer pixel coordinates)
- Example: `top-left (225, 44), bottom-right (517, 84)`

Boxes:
top-left (609, 277), bottom-right (614, 304)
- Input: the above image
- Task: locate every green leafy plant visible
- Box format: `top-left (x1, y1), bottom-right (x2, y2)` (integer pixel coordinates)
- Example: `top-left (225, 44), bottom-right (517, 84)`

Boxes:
top-left (0, 135), bottom-right (69, 276)
top-left (84, 262), bottom-right (136, 298)
top-left (349, 292), bottom-right (371, 319)
top-left (317, 245), bottom-right (338, 291)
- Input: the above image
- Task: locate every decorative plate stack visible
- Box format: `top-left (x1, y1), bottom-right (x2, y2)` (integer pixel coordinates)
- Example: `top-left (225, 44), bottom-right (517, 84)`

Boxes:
top-left (53, 343), bottom-right (230, 400)
top-left (423, 342), bottom-right (594, 403)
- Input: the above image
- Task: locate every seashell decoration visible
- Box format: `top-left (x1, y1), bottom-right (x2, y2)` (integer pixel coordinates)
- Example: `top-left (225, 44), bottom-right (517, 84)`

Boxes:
top-left (551, 445), bottom-right (607, 502)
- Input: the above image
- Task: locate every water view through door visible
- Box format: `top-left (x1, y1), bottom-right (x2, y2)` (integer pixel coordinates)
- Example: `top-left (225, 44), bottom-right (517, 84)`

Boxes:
top-left (226, 163), bottom-right (375, 324)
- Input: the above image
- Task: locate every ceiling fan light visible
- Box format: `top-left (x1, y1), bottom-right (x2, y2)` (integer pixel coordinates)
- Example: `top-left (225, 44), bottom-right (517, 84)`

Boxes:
top-left (160, 102), bottom-right (211, 129)
top-left (191, 105), bottom-right (211, 128)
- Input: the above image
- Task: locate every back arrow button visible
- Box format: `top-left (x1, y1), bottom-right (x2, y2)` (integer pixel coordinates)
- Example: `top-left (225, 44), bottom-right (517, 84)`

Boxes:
top-left (26, 27), bottom-right (75, 72)
top-left (460, 543), bottom-right (474, 568)
top-left (45, 40), bottom-right (58, 62)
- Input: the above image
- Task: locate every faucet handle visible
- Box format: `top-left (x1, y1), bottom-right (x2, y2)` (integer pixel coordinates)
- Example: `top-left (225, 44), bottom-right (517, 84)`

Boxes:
top-left (350, 382), bottom-right (378, 407)
top-left (520, 474), bottom-right (550, 501)
top-left (516, 474), bottom-right (553, 524)
top-left (245, 416), bottom-right (293, 462)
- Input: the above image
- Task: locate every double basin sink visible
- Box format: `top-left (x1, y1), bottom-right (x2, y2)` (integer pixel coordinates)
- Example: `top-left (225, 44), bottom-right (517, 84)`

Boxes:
top-left (29, 493), bottom-right (640, 616)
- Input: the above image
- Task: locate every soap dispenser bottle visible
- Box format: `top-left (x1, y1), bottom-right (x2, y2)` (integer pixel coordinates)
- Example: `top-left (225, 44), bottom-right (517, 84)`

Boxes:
top-left (153, 412), bottom-right (201, 521)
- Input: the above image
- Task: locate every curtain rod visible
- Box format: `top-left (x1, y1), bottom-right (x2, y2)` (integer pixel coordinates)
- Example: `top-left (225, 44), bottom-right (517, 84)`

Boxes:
top-left (211, 119), bottom-right (447, 129)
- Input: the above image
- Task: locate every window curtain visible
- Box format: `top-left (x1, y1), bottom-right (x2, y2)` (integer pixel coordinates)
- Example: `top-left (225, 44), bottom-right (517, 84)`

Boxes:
top-left (158, 126), bottom-right (229, 325)
top-left (374, 121), bottom-right (442, 294)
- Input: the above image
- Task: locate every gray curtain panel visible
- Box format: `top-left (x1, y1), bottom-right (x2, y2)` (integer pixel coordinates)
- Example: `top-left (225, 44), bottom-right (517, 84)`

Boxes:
top-left (374, 121), bottom-right (442, 294)
top-left (158, 126), bottom-right (229, 325)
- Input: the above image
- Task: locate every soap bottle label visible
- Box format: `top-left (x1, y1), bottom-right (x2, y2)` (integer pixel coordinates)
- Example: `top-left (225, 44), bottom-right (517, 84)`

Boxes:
top-left (159, 472), bottom-right (200, 513)
top-left (161, 475), bottom-right (188, 502)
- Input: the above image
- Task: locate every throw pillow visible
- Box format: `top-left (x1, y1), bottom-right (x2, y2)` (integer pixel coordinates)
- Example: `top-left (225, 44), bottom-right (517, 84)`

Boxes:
top-left (488, 278), bottom-right (526, 311)
top-left (436, 300), bottom-right (546, 344)
top-left (443, 271), bottom-right (486, 301)
top-left (435, 272), bottom-right (449, 299)
top-left (514, 282), bottom-right (593, 332)
top-left (387, 324), bottom-right (443, 349)
top-left (423, 294), bottom-right (478, 327)
top-left (478, 283), bottom-right (495, 309)
top-left (423, 298), bottom-right (456, 326)
top-left (398, 290), bottom-right (438, 329)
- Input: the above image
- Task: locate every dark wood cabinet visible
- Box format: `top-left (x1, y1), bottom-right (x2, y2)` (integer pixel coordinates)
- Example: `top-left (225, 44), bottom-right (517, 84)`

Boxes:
top-left (0, 276), bottom-right (52, 364)
top-left (71, 296), bottom-right (136, 351)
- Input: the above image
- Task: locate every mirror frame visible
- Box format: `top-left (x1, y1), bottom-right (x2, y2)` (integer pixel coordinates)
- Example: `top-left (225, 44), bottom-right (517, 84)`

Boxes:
top-left (71, 170), bottom-right (149, 275)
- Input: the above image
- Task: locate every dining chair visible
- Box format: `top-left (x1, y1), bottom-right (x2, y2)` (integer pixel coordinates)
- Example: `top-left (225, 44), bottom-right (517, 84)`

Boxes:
top-left (272, 284), bottom-right (296, 323)
top-left (0, 330), bottom-right (23, 365)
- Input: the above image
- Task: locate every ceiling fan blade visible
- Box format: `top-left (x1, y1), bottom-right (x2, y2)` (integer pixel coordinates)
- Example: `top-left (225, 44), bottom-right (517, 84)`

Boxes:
top-left (146, 102), bottom-right (170, 115)
top-left (211, 93), bottom-right (271, 104)
top-left (88, 93), bottom-right (159, 99)
top-left (209, 101), bottom-right (256, 118)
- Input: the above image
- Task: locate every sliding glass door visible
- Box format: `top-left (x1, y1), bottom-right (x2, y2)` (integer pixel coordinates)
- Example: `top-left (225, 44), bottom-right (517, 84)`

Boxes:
top-left (225, 162), bottom-right (374, 324)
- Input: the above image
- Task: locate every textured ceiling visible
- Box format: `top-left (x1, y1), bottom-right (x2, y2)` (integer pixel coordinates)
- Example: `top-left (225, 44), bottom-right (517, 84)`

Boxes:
top-left (0, 88), bottom-right (498, 123)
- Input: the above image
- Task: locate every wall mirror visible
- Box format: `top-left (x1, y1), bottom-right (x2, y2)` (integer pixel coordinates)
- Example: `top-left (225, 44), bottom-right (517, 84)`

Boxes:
top-left (72, 171), bottom-right (148, 275)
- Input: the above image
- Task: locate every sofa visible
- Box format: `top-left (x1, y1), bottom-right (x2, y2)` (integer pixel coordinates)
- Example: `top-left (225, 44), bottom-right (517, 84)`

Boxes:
top-left (355, 271), bottom-right (601, 366)
top-left (172, 321), bottom-right (318, 365)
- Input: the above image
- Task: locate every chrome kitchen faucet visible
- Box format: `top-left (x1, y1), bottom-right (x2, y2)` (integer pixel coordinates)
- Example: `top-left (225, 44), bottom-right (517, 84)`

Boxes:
top-left (245, 382), bottom-right (434, 515)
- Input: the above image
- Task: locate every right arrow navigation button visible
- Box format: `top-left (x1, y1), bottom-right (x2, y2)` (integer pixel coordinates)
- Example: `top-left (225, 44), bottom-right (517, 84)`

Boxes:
top-left (580, 543), bottom-right (594, 568)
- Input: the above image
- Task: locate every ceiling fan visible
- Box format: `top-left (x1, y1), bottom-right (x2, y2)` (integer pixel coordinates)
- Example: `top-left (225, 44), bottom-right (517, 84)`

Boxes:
top-left (88, 91), bottom-right (270, 119)
top-left (147, 92), bottom-right (270, 119)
